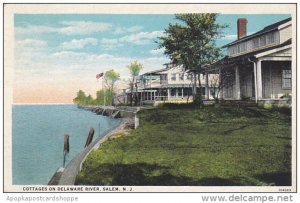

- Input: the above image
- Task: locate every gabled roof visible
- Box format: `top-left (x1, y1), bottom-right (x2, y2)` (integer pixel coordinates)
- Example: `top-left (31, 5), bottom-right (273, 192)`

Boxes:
top-left (222, 17), bottom-right (291, 48)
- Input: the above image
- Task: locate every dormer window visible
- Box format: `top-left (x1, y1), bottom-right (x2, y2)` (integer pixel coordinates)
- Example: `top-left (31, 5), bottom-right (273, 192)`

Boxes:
top-left (171, 73), bottom-right (176, 81)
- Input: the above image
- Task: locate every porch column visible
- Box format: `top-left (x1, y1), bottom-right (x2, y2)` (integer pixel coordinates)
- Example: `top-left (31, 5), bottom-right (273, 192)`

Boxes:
top-left (235, 66), bottom-right (241, 100)
top-left (167, 89), bottom-right (171, 101)
top-left (219, 68), bottom-right (223, 99)
top-left (181, 88), bottom-right (184, 98)
top-left (176, 89), bottom-right (178, 98)
top-left (205, 72), bottom-right (209, 100)
top-left (256, 60), bottom-right (263, 99)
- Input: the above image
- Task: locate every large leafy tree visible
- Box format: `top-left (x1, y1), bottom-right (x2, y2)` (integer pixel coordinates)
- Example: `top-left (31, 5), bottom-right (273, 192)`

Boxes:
top-left (158, 14), bottom-right (227, 106)
top-left (127, 60), bottom-right (143, 106)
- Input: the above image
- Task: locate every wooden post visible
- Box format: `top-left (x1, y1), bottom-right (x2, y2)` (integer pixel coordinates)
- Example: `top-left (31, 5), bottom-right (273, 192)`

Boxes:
top-left (84, 128), bottom-right (95, 148)
top-left (63, 134), bottom-right (69, 167)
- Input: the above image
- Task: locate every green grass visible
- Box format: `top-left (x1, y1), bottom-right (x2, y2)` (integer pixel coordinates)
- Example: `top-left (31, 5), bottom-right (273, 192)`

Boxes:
top-left (75, 105), bottom-right (291, 186)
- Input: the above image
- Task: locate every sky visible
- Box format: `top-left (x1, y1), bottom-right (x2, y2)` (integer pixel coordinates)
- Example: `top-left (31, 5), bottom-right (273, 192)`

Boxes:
top-left (13, 14), bottom-right (291, 104)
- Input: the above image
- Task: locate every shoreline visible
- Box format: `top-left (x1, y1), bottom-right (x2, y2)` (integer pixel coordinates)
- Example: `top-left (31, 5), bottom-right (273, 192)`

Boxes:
top-left (48, 105), bottom-right (137, 185)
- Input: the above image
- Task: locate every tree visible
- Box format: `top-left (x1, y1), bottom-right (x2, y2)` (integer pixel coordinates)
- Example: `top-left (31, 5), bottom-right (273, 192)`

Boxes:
top-left (73, 90), bottom-right (87, 104)
top-left (207, 67), bottom-right (235, 102)
top-left (95, 89), bottom-right (115, 106)
top-left (104, 69), bottom-right (120, 105)
top-left (158, 14), bottom-right (227, 106)
top-left (73, 90), bottom-right (95, 105)
top-left (86, 94), bottom-right (94, 104)
top-left (127, 60), bottom-right (143, 106)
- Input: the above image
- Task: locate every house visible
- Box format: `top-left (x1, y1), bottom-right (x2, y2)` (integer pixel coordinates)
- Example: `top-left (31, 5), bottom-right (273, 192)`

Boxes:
top-left (127, 63), bottom-right (219, 104)
top-left (210, 17), bottom-right (292, 106)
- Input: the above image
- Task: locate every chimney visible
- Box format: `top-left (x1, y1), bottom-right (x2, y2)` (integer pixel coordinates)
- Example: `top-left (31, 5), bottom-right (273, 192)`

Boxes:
top-left (237, 18), bottom-right (247, 39)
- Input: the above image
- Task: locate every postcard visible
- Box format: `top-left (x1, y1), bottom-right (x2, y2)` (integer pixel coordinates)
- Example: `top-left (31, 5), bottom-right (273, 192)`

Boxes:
top-left (3, 3), bottom-right (296, 193)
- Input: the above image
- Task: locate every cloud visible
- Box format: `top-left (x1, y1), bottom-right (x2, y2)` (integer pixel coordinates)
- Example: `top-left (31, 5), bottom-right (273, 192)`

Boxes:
top-left (15, 21), bottom-right (112, 36)
top-left (59, 21), bottom-right (112, 35)
top-left (16, 39), bottom-right (47, 47)
top-left (14, 46), bottom-right (170, 103)
top-left (120, 30), bottom-right (164, 45)
top-left (149, 47), bottom-right (165, 55)
top-left (99, 38), bottom-right (122, 50)
top-left (222, 32), bottom-right (255, 40)
top-left (222, 34), bottom-right (237, 40)
top-left (15, 39), bottom-right (48, 60)
top-left (60, 38), bottom-right (98, 50)
top-left (98, 30), bottom-right (164, 49)
top-left (15, 46), bottom-right (169, 79)
top-left (113, 25), bottom-right (143, 34)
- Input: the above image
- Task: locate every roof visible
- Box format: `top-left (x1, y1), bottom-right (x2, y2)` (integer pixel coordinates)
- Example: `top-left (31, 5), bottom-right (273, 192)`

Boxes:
top-left (207, 39), bottom-right (291, 70)
top-left (142, 67), bottom-right (169, 75)
top-left (222, 17), bottom-right (291, 48)
top-left (161, 84), bottom-right (193, 88)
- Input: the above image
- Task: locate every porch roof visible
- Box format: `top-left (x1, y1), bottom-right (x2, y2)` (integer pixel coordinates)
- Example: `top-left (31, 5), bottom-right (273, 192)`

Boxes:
top-left (161, 84), bottom-right (193, 88)
top-left (141, 84), bottom-right (193, 89)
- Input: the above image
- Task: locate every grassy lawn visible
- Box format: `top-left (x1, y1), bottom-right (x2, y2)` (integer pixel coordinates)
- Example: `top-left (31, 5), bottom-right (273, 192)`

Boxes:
top-left (75, 105), bottom-right (291, 186)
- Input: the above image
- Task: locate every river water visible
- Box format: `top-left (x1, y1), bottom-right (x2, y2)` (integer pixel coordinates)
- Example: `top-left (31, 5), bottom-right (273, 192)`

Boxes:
top-left (12, 104), bottom-right (121, 185)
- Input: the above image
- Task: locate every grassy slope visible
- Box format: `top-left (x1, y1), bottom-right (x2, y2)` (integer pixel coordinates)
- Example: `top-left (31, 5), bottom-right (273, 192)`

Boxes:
top-left (75, 106), bottom-right (291, 186)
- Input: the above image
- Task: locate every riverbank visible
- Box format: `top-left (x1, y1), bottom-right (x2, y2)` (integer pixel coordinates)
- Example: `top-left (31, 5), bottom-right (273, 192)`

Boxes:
top-left (48, 105), bottom-right (137, 185)
top-left (77, 105), bottom-right (140, 119)
top-left (75, 105), bottom-right (291, 186)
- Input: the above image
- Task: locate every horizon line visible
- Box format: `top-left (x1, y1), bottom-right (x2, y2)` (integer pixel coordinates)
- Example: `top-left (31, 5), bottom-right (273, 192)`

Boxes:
top-left (13, 103), bottom-right (74, 105)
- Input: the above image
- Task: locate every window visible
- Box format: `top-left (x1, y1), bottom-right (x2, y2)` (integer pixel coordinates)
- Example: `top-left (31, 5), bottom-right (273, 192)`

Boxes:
top-left (240, 42), bottom-right (247, 52)
top-left (210, 86), bottom-right (216, 98)
top-left (179, 73), bottom-right (184, 81)
top-left (171, 88), bottom-right (176, 96)
top-left (260, 35), bottom-right (267, 47)
top-left (171, 73), bottom-right (176, 81)
top-left (160, 74), bottom-right (167, 84)
top-left (160, 74), bottom-right (167, 80)
top-left (201, 87), bottom-right (206, 96)
top-left (187, 73), bottom-right (193, 80)
top-left (178, 89), bottom-right (183, 96)
top-left (267, 32), bottom-right (275, 44)
top-left (282, 70), bottom-right (292, 89)
top-left (253, 38), bottom-right (259, 48)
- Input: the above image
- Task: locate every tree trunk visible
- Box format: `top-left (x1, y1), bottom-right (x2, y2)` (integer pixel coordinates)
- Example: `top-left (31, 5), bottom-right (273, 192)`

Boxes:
top-left (192, 72), bottom-right (197, 102)
top-left (192, 72), bottom-right (203, 107)
top-left (134, 79), bottom-right (138, 106)
top-left (130, 81), bottom-right (133, 106)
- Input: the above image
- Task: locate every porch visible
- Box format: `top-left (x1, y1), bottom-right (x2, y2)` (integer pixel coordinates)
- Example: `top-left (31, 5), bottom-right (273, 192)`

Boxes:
top-left (218, 43), bottom-right (292, 104)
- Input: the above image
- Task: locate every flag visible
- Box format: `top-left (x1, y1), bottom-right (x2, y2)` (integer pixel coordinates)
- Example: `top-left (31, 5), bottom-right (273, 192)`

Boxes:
top-left (96, 72), bottom-right (104, 79)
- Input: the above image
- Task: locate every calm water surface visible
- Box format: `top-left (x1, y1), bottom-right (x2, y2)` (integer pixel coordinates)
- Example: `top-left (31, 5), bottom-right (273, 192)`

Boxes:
top-left (12, 104), bottom-right (121, 185)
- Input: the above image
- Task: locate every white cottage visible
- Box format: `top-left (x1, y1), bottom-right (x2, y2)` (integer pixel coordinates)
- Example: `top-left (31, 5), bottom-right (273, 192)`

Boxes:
top-left (137, 63), bottom-right (218, 103)
top-left (212, 17), bottom-right (292, 105)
